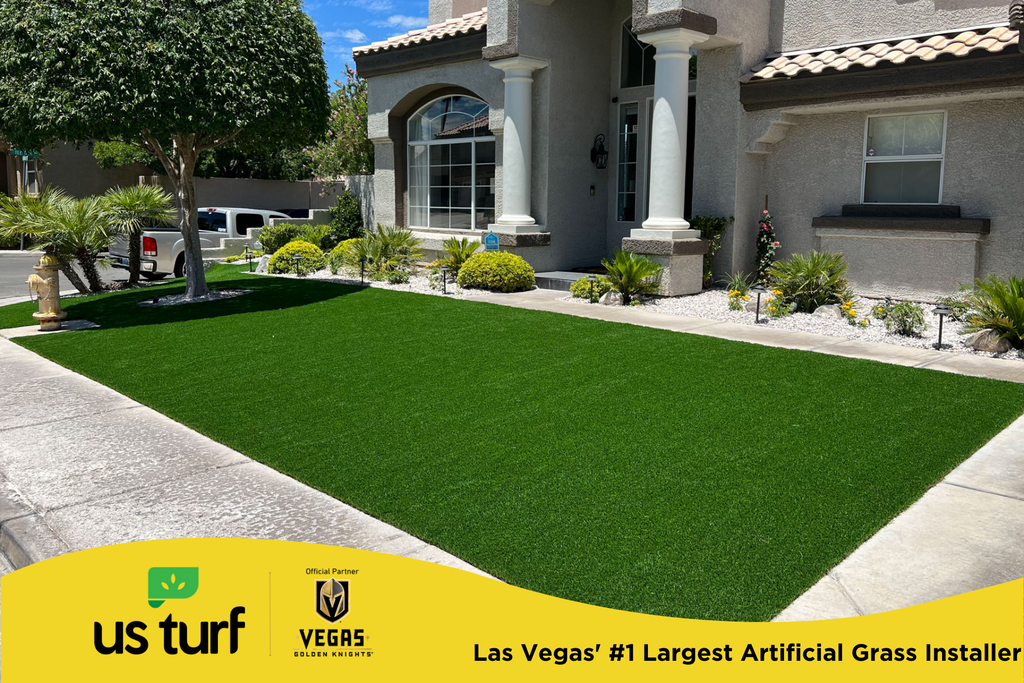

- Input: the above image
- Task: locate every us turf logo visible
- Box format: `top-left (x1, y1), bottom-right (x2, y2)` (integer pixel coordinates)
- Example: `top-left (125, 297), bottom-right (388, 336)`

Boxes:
top-left (148, 567), bottom-right (200, 608)
top-left (316, 579), bottom-right (349, 623)
top-left (93, 566), bottom-right (246, 655)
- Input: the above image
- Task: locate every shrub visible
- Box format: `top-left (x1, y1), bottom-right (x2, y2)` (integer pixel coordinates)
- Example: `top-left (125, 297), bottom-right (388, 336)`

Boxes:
top-left (768, 251), bottom-right (852, 313)
top-left (569, 275), bottom-right (612, 302)
top-left (257, 223), bottom-right (306, 255)
top-left (755, 209), bottom-right (780, 284)
top-left (302, 223), bottom-right (336, 251)
top-left (964, 275), bottom-right (1024, 348)
top-left (223, 249), bottom-right (262, 263)
top-left (267, 240), bottom-right (327, 276)
top-left (690, 215), bottom-right (732, 289)
top-left (366, 225), bottom-right (422, 275)
top-left (938, 286), bottom-right (976, 322)
top-left (327, 239), bottom-right (360, 274)
top-left (885, 301), bottom-right (927, 337)
top-left (457, 252), bottom-right (535, 293)
top-left (841, 300), bottom-right (869, 327)
top-left (767, 289), bottom-right (790, 318)
top-left (601, 250), bottom-right (662, 305)
top-left (439, 237), bottom-right (480, 274)
top-left (722, 271), bottom-right (751, 311)
top-left (383, 269), bottom-right (410, 284)
top-left (328, 191), bottom-right (364, 242)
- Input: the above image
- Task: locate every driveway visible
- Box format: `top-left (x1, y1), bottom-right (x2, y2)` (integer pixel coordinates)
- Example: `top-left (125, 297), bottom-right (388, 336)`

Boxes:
top-left (0, 250), bottom-right (127, 302)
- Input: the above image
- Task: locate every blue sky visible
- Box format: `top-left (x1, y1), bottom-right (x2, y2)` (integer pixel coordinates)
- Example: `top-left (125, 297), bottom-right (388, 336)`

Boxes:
top-left (304, 0), bottom-right (431, 83)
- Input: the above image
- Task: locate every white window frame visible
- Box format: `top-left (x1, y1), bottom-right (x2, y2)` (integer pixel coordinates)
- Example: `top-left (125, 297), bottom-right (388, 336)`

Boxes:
top-left (619, 18), bottom-right (656, 90)
top-left (407, 95), bottom-right (496, 231)
top-left (861, 111), bottom-right (947, 205)
top-left (22, 157), bottom-right (41, 196)
top-left (616, 100), bottom-right (640, 223)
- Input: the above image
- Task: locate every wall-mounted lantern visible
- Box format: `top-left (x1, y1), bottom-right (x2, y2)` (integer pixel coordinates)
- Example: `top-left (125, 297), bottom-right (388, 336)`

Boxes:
top-left (590, 135), bottom-right (609, 170)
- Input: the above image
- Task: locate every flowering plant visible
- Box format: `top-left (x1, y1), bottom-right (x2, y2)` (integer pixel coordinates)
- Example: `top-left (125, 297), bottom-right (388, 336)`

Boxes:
top-left (767, 289), bottom-right (790, 318)
top-left (755, 209), bottom-right (780, 284)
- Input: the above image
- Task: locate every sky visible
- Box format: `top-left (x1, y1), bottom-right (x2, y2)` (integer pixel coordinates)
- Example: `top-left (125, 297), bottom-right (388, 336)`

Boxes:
top-left (304, 0), bottom-right (432, 84)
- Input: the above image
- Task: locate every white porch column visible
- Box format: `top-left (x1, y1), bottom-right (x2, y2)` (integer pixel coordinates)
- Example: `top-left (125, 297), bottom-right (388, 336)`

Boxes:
top-left (490, 56), bottom-right (547, 229)
top-left (637, 28), bottom-right (708, 238)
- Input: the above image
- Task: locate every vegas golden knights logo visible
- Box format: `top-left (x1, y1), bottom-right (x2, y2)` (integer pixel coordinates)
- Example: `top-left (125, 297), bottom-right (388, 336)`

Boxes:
top-left (315, 579), bottom-right (349, 623)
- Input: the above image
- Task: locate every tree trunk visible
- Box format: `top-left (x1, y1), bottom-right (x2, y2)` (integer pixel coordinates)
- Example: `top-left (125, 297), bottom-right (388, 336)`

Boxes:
top-left (77, 250), bottom-right (105, 293)
top-left (56, 254), bottom-right (89, 294)
top-left (176, 146), bottom-right (209, 298)
top-left (128, 230), bottom-right (141, 284)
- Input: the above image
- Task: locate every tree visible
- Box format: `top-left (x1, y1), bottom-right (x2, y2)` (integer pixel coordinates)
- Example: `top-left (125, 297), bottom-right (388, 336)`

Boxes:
top-left (102, 185), bottom-right (176, 285)
top-left (308, 65), bottom-right (374, 184)
top-left (0, 189), bottom-right (109, 294)
top-left (94, 141), bottom-right (314, 182)
top-left (0, 0), bottom-right (330, 298)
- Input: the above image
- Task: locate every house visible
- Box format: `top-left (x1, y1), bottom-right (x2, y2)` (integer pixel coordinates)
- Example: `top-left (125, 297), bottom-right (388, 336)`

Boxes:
top-left (353, 0), bottom-right (1024, 300)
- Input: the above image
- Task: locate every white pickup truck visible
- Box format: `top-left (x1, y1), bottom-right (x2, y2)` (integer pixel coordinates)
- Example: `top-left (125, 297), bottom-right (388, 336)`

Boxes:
top-left (108, 207), bottom-right (290, 279)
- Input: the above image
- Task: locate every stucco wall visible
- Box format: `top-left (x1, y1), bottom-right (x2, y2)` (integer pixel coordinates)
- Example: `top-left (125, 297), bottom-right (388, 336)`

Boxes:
top-left (40, 142), bottom-right (153, 198)
top-left (760, 97), bottom-right (1024, 294)
top-left (774, 0), bottom-right (1010, 52)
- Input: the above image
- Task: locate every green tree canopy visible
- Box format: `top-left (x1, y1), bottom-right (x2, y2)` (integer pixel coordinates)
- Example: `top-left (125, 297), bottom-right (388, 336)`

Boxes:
top-left (0, 0), bottom-right (330, 297)
top-left (308, 64), bottom-right (374, 183)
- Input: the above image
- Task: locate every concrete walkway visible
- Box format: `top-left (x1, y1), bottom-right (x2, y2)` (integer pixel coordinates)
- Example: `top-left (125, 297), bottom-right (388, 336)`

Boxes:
top-left (0, 336), bottom-right (491, 578)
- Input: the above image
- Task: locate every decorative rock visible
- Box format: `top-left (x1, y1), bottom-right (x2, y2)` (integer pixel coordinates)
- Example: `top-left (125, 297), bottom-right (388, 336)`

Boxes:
top-left (812, 304), bottom-right (844, 320)
top-left (744, 298), bottom-right (766, 314)
top-left (599, 291), bottom-right (624, 306)
top-left (966, 330), bottom-right (1013, 354)
top-left (255, 255), bottom-right (271, 274)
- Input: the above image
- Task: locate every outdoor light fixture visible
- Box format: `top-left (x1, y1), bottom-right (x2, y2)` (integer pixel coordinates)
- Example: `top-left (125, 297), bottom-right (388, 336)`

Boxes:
top-left (587, 274), bottom-right (597, 304)
top-left (440, 265), bottom-right (450, 295)
top-left (291, 253), bottom-right (303, 277)
top-left (751, 285), bottom-right (768, 324)
top-left (359, 257), bottom-right (367, 286)
top-left (244, 245), bottom-right (254, 273)
top-left (590, 135), bottom-right (609, 170)
top-left (933, 303), bottom-right (953, 350)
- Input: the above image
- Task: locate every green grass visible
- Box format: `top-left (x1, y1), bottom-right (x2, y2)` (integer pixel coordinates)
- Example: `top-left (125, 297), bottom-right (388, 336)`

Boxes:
top-left (5, 265), bottom-right (1024, 621)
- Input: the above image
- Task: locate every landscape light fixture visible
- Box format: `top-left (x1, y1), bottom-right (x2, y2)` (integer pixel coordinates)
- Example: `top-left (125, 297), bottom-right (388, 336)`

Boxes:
top-left (587, 274), bottom-right (597, 304)
top-left (751, 285), bottom-right (768, 324)
top-left (933, 303), bottom-right (953, 350)
top-left (590, 135), bottom-right (609, 170)
top-left (440, 265), bottom-right (450, 295)
top-left (244, 245), bottom-right (254, 273)
top-left (291, 253), bottom-right (303, 277)
top-left (359, 257), bottom-right (367, 286)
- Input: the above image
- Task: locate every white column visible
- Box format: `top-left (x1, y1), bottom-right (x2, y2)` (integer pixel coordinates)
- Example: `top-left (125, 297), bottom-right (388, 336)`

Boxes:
top-left (490, 56), bottom-right (547, 229)
top-left (636, 28), bottom-right (708, 239)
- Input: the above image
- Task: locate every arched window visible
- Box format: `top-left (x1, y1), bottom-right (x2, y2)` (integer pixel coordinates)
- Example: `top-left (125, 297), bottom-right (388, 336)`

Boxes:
top-left (621, 19), bottom-right (656, 88)
top-left (408, 95), bottom-right (496, 230)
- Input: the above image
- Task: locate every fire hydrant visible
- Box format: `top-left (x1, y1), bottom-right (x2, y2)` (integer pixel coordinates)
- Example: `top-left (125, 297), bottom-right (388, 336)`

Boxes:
top-left (26, 253), bottom-right (66, 331)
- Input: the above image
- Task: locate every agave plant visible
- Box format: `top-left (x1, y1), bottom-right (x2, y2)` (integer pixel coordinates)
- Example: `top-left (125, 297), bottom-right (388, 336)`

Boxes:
top-left (101, 185), bottom-right (176, 284)
top-left (964, 275), bottom-right (1024, 348)
top-left (601, 250), bottom-right (662, 305)
top-left (439, 237), bottom-right (479, 273)
top-left (768, 250), bottom-right (852, 313)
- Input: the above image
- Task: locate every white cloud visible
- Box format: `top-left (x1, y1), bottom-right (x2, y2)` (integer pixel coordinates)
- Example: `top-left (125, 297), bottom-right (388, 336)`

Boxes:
top-left (340, 29), bottom-right (368, 42)
top-left (347, 0), bottom-right (392, 11)
top-left (373, 14), bottom-right (428, 30)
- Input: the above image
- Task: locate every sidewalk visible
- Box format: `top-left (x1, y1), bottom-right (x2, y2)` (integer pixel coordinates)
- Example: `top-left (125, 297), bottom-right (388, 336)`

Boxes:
top-left (0, 336), bottom-right (492, 578)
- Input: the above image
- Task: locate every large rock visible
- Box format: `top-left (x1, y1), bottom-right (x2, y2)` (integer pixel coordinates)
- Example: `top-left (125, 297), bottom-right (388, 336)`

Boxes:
top-left (255, 255), bottom-right (271, 274)
top-left (813, 304), bottom-right (844, 320)
top-left (599, 291), bottom-right (623, 306)
top-left (744, 298), bottom-right (767, 314)
top-left (966, 330), bottom-right (1013, 354)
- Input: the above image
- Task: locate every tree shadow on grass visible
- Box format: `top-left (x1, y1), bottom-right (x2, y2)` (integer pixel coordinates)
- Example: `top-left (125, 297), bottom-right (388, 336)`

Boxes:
top-left (55, 274), bottom-right (363, 331)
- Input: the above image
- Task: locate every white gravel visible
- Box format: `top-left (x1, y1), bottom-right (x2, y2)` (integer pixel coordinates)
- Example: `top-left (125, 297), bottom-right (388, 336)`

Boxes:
top-left (570, 289), bottom-right (1024, 362)
top-left (138, 289), bottom-right (252, 307)
top-left (264, 268), bottom-right (489, 299)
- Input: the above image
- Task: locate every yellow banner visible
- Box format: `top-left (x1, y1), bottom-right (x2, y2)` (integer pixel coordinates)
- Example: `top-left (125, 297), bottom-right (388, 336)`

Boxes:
top-left (2, 539), bottom-right (1021, 681)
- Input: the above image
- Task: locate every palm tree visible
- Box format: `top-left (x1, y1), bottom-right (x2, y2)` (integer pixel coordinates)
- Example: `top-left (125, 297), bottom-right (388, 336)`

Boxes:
top-left (0, 189), bottom-right (89, 293)
top-left (0, 188), bottom-right (112, 293)
top-left (601, 250), bottom-right (663, 305)
top-left (101, 185), bottom-right (176, 284)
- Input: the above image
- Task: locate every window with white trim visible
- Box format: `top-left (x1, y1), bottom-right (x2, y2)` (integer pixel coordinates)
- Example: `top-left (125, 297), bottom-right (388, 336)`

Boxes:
top-left (23, 157), bottom-right (40, 196)
top-left (863, 112), bottom-right (945, 204)
top-left (621, 19), bottom-right (656, 88)
top-left (616, 102), bottom-right (639, 222)
top-left (407, 95), bottom-right (496, 230)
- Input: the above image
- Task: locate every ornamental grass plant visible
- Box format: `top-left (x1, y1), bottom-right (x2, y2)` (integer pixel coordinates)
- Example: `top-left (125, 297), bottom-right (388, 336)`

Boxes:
top-left (965, 275), bottom-right (1024, 348)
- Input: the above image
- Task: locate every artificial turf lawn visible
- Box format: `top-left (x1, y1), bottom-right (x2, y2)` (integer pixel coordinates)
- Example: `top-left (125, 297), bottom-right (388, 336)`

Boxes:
top-left (5, 265), bottom-right (1024, 621)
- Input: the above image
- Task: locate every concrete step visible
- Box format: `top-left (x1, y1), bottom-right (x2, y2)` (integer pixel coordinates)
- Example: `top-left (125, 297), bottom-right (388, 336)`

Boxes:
top-left (535, 271), bottom-right (590, 292)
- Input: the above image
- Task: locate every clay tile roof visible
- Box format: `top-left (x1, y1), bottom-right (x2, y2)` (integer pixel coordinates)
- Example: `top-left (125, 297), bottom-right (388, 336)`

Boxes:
top-left (742, 24), bottom-right (1019, 82)
top-left (352, 8), bottom-right (487, 56)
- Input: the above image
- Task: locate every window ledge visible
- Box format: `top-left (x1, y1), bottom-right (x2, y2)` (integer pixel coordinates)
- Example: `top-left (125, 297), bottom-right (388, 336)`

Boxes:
top-left (811, 216), bottom-right (990, 235)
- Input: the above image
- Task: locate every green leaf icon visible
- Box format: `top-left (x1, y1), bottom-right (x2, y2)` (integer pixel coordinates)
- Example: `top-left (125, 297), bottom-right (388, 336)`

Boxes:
top-left (148, 567), bottom-right (199, 608)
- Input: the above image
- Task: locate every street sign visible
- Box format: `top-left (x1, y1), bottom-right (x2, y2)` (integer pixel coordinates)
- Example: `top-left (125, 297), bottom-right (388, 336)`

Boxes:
top-left (483, 232), bottom-right (500, 252)
top-left (11, 150), bottom-right (40, 158)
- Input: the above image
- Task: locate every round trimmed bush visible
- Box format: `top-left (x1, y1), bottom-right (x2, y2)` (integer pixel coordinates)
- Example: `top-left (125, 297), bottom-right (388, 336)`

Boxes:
top-left (569, 275), bottom-right (612, 300)
top-left (328, 239), bottom-right (361, 274)
top-left (456, 252), bottom-right (535, 293)
top-left (268, 240), bottom-right (327, 276)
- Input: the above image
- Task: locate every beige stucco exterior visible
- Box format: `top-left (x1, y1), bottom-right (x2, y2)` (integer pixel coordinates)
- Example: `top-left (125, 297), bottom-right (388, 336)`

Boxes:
top-left (361, 0), bottom-right (1024, 298)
